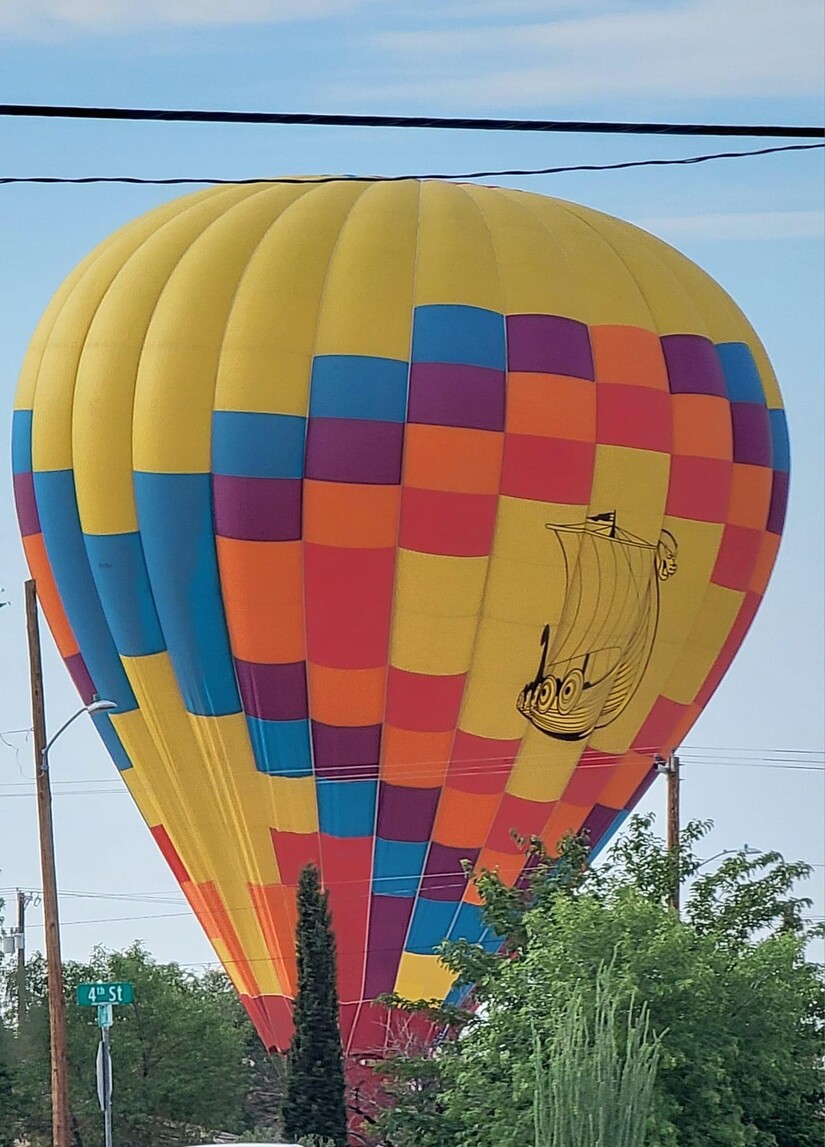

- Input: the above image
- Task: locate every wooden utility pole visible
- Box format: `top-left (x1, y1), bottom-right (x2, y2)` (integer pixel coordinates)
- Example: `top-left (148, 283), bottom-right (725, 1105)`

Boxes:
top-left (665, 753), bottom-right (681, 914)
top-left (25, 578), bottom-right (71, 1147)
top-left (16, 890), bottom-right (27, 1026)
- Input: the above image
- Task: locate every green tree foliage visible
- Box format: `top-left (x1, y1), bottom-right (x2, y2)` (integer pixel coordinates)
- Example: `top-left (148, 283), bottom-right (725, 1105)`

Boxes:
top-left (282, 865), bottom-right (348, 1147)
top-left (0, 896), bottom-right (22, 1147)
top-left (197, 967), bottom-right (287, 1137)
top-left (3, 942), bottom-right (286, 1146)
top-left (0, 1059), bottom-right (17, 1147)
top-left (380, 817), bottom-right (825, 1147)
top-left (533, 965), bottom-right (662, 1147)
top-left (0, 991), bottom-right (21, 1145)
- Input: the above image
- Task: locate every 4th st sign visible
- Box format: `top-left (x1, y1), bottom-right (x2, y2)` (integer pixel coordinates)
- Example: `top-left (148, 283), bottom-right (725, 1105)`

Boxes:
top-left (75, 982), bottom-right (134, 1146)
top-left (76, 982), bottom-right (134, 1007)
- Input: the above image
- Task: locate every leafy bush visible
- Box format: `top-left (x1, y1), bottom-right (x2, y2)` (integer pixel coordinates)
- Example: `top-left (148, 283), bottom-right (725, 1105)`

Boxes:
top-left (380, 817), bottom-right (825, 1147)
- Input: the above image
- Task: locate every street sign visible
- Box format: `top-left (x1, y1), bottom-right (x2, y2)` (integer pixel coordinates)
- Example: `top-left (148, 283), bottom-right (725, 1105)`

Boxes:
top-left (78, 984), bottom-right (130, 1146)
top-left (76, 981), bottom-right (134, 1007)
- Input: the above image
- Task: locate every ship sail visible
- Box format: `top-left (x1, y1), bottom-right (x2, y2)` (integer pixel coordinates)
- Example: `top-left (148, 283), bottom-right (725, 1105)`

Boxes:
top-left (517, 513), bottom-right (677, 741)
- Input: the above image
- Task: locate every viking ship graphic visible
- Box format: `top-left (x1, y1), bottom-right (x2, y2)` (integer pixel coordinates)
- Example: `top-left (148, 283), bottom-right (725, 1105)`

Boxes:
top-left (517, 512), bottom-right (678, 741)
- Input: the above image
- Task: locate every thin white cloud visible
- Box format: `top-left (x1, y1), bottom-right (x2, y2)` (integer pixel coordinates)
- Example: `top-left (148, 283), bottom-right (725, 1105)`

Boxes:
top-left (435, 0), bottom-right (616, 16)
top-left (638, 210), bottom-right (825, 241)
top-left (356, 0), bottom-right (824, 105)
top-left (0, 0), bottom-right (366, 33)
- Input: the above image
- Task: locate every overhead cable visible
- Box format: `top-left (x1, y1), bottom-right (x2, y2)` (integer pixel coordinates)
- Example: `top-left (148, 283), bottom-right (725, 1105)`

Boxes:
top-left (1, 143), bottom-right (823, 187)
top-left (2, 103), bottom-right (823, 138)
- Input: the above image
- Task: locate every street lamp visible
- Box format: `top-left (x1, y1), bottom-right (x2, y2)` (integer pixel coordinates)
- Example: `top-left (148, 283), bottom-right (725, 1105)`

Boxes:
top-left (26, 574), bottom-right (118, 1147)
top-left (34, 694), bottom-right (118, 1147)
top-left (39, 699), bottom-right (118, 1142)
top-left (41, 698), bottom-right (118, 771)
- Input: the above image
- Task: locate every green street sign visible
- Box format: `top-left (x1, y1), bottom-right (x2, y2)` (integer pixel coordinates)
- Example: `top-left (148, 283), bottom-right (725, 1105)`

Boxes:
top-left (76, 982), bottom-right (134, 1007)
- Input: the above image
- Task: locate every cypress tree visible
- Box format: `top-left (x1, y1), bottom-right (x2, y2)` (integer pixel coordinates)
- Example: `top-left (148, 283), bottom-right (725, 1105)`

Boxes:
top-left (282, 863), bottom-right (348, 1146)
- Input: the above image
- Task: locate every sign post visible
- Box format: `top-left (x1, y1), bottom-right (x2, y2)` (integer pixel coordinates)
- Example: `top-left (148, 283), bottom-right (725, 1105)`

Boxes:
top-left (76, 983), bottom-right (133, 1147)
top-left (95, 1013), bottom-right (113, 1147)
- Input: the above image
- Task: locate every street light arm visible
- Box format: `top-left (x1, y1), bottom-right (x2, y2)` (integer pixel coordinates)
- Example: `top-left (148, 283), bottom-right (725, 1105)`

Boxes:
top-left (42, 707), bottom-right (88, 762)
top-left (41, 699), bottom-right (117, 768)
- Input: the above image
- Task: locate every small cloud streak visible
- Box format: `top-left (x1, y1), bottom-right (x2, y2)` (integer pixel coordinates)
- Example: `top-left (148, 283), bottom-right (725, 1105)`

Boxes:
top-left (638, 210), bottom-right (825, 241)
top-left (353, 0), bottom-right (824, 106)
top-left (0, 0), bottom-right (366, 34)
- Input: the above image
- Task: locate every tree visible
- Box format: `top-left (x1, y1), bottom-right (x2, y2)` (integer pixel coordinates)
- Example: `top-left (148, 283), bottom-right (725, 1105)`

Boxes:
top-left (0, 894), bottom-right (27, 1147)
top-left (0, 998), bottom-right (21, 1147)
top-left (0, 1054), bottom-right (21, 1147)
top-left (5, 943), bottom-right (258, 1146)
top-left (380, 818), bottom-right (825, 1147)
top-left (282, 864), bottom-right (348, 1147)
top-left (198, 968), bottom-right (287, 1137)
top-left (0, 895), bottom-right (22, 1147)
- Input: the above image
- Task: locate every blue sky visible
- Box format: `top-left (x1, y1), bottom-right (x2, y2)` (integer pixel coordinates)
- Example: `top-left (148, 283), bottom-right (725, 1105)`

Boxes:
top-left (0, 0), bottom-right (823, 970)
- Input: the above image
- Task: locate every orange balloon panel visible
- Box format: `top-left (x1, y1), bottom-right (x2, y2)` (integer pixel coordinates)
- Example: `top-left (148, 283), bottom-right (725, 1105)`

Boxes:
top-left (11, 181), bottom-right (788, 1054)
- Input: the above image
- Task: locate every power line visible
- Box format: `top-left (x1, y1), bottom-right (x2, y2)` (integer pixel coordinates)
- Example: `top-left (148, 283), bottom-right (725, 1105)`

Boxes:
top-left (0, 759), bottom-right (822, 798)
top-left (687, 746), bottom-right (825, 756)
top-left (0, 888), bottom-right (185, 903)
top-left (4, 859), bottom-right (823, 907)
top-left (168, 929), bottom-right (823, 972)
top-left (22, 899), bottom-right (825, 934)
top-left (0, 739), bottom-right (821, 766)
top-left (2, 104), bottom-right (823, 138)
top-left (1, 731), bottom-right (822, 797)
top-left (23, 916), bottom-right (825, 959)
top-left (686, 760), bottom-right (825, 772)
top-left (8, 846), bottom-right (825, 904)
top-left (0, 745), bottom-right (822, 797)
top-left (0, 745), bottom-right (665, 782)
top-left (2, 738), bottom-right (817, 758)
top-left (1, 143), bottom-right (822, 187)
top-left (11, 852), bottom-right (823, 933)
top-left (26, 910), bottom-right (193, 929)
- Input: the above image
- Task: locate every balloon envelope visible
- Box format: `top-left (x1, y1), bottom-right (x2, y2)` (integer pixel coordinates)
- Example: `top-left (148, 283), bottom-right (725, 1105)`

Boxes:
top-left (12, 180), bottom-right (789, 1054)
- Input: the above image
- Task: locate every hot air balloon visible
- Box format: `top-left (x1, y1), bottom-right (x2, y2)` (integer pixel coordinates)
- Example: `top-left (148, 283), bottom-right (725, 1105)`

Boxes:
top-left (11, 180), bottom-right (789, 1058)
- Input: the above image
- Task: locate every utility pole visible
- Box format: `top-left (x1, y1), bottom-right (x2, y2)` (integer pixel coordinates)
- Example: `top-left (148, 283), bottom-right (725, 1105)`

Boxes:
top-left (655, 753), bottom-right (681, 913)
top-left (16, 890), bottom-right (27, 1026)
top-left (25, 578), bottom-right (71, 1147)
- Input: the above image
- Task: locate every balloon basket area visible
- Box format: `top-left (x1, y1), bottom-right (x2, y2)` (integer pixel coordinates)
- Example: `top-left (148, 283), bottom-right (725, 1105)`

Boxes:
top-left (242, 994), bottom-right (438, 1144)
